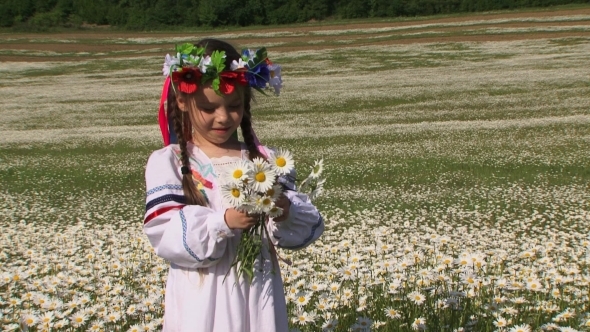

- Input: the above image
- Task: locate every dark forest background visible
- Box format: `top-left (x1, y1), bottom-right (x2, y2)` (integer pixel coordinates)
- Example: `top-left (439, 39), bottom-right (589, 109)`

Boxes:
top-left (0, 0), bottom-right (588, 30)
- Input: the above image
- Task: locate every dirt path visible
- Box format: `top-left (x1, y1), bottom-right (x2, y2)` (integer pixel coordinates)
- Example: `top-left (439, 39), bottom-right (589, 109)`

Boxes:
top-left (1, 7), bottom-right (589, 62)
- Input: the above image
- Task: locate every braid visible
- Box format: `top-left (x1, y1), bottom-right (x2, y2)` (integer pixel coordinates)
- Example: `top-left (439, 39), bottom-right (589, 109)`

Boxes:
top-left (240, 89), bottom-right (265, 161)
top-left (168, 85), bottom-right (208, 206)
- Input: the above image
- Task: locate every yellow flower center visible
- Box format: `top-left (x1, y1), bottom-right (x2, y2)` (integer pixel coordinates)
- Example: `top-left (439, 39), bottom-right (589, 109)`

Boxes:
top-left (263, 198), bottom-right (272, 206)
top-left (255, 172), bottom-right (266, 182)
top-left (231, 188), bottom-right (240, 198)
top-left (267, 188), bottom-right (275, 197)
top-left (232, 169), bottom-right (243, 179)
top-left (276, 157), bottom-right (286, 167)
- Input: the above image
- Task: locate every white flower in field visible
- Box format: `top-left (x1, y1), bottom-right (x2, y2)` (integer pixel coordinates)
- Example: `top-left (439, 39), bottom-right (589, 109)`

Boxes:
top-left (88, 320), bottom-right (104, 331)
top-left (341, 288), bottom-right (354, 299)
top-left (268, 148), bottom-right (294, 176)
top-left (553, 308), bottom-right (576, 322)
top-left (408, 291), bottom-right (426, 305)
top-left (526, 279), bottom-right (543, 292)
top-left (558, 327), bottom-right (580, 332)
top-left (289, 268), bottom-right (303, 280)
top-left (21, 313), bottom-right (38, 327)
top-left (223, 160), bottom-right (253, 184)
top-left (512, 296), bottom-right (527, 304)
top-left (411, 317), bottom-right (426, 330)
top-left (321, 318), bottom-right (338, 331)
top-left (251, 158), bottom-right (276, 193)
top-left (455, 254), bottom-right (471, 267)
top-left (128, 324), bottom-right (142, 332)
top-left (292, 310), bottom-right (317, 325)
top-left (33, 293), bottom-right (48, 307)
top-left (508, 324), bottom-right (531, 332)
top-left (293, 291), bottom-right (312, 306)
top-left (496, 278), bottom-right (508, 288)
top-left (309, 159), bottom-right (324, 179)
top-left (309, 281), bottom-right (326, 292)
top-left (142, 321), bottom-right (157, 331)
top-left (39, 311), bottom-right (54, 325)
top-left (105, 311), bottom-right (121, 323)
top-left (493, 295), bottom-right (507, 303)
top-left (493, 316), bottom-right (508, 327)
top-left (53, 319), bottom-right (68, 329)
top-left (3, 324), bottom-right (19, 331)
top-left (70, 312), bottom-right (87, 327)
top-left (8, 297), bottom-right (22, 306)
top-left (126, 304), bottom-right (138, 315)
top-left (461, 273), bottom-right (479, 287)
top-left (221, 182), bottom-right (246, 207)
top-left (384, 307), bottom-right (401, 319)
top-left (540, 323), bottom-right (561, 330)
top-left (340, 267), bottom-right (355, 280)
top-left (328, 282), bottom-right (340, 293)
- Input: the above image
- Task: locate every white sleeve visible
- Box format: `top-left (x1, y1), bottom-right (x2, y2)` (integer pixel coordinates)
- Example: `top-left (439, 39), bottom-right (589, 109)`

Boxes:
top-left (267, 190), bottom-right (324, 250)
top-left (143, 148), bottom-right (234, 269)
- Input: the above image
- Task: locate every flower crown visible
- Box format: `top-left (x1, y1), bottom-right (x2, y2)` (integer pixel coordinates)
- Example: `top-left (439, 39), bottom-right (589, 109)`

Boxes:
top-left (162, 43), bottom-right (282, 96)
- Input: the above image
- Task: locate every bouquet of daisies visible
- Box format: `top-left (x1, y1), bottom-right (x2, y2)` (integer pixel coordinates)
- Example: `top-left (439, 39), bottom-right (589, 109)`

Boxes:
top-left (220, 148), bottom-right (325, 282)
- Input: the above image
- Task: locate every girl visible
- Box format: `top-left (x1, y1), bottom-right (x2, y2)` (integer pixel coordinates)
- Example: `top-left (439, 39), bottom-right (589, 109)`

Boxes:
top-left (144, 39), bottom-right (324, 332)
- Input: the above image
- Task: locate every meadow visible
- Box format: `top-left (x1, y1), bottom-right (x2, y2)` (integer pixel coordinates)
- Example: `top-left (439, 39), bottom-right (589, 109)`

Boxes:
top-left (0, 6), bottom-right (589, 332)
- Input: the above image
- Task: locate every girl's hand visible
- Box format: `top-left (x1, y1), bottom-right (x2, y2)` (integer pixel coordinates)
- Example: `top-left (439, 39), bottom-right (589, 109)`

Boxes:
top-left (273, 194), bottom-right (291, 222)
top-left (224, 208), bottom-right (258, 230)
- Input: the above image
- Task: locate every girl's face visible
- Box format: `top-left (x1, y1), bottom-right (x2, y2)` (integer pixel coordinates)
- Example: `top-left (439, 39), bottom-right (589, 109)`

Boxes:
top-left (179, 84), bottom-right (244, 147)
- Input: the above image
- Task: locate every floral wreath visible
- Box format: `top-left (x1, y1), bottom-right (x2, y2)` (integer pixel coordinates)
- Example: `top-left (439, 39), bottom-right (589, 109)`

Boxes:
top-left (162, 43), bottom-right (282, 96)
top-left (158, 43), bottom-right (281, 146)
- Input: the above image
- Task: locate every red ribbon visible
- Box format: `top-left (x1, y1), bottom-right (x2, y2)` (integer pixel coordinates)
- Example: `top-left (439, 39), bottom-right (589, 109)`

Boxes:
top-left (158, 76), bottom-right (171, 146)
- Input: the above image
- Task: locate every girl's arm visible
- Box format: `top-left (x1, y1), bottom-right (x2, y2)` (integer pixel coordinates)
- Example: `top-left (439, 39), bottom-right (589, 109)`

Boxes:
top-left (143, 148), bottom-right (234, 269)
top-left (266, 170), bottom-right (324, 250)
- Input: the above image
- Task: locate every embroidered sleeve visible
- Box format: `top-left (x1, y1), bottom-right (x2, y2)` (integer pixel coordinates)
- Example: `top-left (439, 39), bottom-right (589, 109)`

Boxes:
top-left (267, 190), bottom-right (324, 251)
top-left (143, 147), bottom-right (233, 268)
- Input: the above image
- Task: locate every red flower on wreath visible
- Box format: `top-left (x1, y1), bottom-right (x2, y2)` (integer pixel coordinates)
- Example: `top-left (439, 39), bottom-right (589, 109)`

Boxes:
top-left (219, 71), bottom-right (248, 95)
top-left (172, 69), bottom-right (202, 94)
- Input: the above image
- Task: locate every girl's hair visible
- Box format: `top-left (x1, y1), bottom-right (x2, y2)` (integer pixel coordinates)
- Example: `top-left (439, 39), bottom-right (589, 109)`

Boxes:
top-left (167, 38), bottom-right (265, 206)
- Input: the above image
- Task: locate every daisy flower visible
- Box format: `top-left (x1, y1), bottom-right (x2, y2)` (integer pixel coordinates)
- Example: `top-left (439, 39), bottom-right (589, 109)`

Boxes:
top-left (221, 182), bottom-right (246, 207)
top-left (558, 327), bottom-right (580, 332)
top-left (292, 310), bottom-right (316, 326)
top-left (385, 307), bottom-right (402, 319)
top-left (256, 195), bottom-right (275, 214)
top-left (266, 184), bottom-right (283, 201)
top-left (21, 314), bottom-right (38, 327)
top-left (269, 148), bottom-right (294, 176)
top-left (508, 324), bottom-right (531, 332)
top-left (526, 279), bottom-right (543, 292)
top-left (408, 291), bottom-right (426, 305)
top-left (251, 158), bottom-right (275, 193)
top-left (70, 312), bottom-right (87, 327)
top-left (224, 160), bottom-right (253, 185)
top-left (494, 317), bottom-right (508, 328)
top-left (293, 291), bottom-right (311, 306)
top-left (309, 159), bottom-right (324, 179)
top-left (268, 205), bottom-right (284, 219)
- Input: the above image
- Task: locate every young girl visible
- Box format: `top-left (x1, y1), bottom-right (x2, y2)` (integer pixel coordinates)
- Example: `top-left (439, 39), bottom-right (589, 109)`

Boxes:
top-left (143, 39), bottom-right (324, 332)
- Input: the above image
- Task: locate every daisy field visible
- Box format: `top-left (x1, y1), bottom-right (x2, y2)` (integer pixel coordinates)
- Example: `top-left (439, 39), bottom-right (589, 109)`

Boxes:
top-left (1, 6), bottom-right (589, 332)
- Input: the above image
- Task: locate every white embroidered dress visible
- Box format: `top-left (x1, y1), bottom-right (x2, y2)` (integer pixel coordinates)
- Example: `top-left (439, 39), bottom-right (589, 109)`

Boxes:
top-left (144, 142), bottom-right (324, 332)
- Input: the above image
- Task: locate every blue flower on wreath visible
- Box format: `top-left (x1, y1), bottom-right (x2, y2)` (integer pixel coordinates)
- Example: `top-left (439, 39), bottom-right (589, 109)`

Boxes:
top-left (246, 63), bottom-right (270, 89)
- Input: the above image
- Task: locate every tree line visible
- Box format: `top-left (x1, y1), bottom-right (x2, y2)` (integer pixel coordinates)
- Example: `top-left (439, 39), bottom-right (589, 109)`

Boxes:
top-left (0, 0), bottom-right (588, 30)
